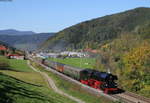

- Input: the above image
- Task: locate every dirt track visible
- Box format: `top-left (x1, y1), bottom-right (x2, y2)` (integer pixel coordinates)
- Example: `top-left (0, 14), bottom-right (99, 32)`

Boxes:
top-left (27, 61), bottom-right (85, 103)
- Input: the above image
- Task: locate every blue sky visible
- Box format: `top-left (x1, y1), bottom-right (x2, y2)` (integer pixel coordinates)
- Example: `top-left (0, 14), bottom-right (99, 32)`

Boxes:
top-left (0, 0), bottom-right (150, 33)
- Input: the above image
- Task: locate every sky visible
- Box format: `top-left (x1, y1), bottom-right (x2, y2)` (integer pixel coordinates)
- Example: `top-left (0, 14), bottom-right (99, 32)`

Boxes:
top-left (0, 0), bottom-right (150, 33)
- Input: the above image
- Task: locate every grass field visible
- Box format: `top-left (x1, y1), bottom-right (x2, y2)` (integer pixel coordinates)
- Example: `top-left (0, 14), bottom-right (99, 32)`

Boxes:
top-left (9, 59), bottom-right (34, 72)
top-left (0, 70), bottom-right (47, 86)
top-left (32, 62), bottom-right (114, 103)
top-left (0, 73), bottom-right (75, 103)
top-left (48, 57), bottom-right (96, 69)
top-left (0, 56), bottom-right (76, 103)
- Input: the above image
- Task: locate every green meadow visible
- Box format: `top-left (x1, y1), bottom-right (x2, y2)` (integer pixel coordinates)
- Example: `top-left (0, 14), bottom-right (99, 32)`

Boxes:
top-left (48, 57), bottom-right (96, 69)
top-left (9, 59), bottom-right (34, 72)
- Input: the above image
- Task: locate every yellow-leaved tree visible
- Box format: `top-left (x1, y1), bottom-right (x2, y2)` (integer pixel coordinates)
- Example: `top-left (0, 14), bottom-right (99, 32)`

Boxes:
top-left (122, 41), bottom-right (150, 95)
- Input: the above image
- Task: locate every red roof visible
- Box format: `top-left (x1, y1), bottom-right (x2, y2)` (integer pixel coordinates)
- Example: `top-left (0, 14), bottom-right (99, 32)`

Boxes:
top-left (7, 54), bottom-right (23, 57)
top-left (0, 45), bottom-right (7, 50)
top-left (84, 48), bottom-right (100, 54)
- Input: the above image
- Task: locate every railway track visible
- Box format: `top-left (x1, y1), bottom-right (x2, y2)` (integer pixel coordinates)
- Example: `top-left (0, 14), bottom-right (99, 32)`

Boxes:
top-left (111, 95), bottom-right (135, 103)
top-left (29, 56), bottom-right (150, 103)
top-left (119, 92), bottom-right (150, 103)
top-left (111, 90), bottom-right (150, 103)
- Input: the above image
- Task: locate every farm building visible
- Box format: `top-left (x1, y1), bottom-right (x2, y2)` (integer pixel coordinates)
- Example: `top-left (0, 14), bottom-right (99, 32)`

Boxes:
top-left (7, 54), bottom-right (25, 60)
top-left (0, 45), bottom-right (7, 51)
top-left (0, 45), bottom-right (7, 55)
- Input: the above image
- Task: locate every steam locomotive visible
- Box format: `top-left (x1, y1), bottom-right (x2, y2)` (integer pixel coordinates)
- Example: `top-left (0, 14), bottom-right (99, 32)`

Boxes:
top-left (38, 58), bottom-right (118, 94)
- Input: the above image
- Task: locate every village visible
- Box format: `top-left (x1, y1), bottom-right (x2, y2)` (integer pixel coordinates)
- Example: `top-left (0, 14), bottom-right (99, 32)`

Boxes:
top-left (0, 45), bottom-right (25, 60)
top-left (31, 51), bottom-right (91, 59)
top-left (0, 44), bottom-right (95, 60)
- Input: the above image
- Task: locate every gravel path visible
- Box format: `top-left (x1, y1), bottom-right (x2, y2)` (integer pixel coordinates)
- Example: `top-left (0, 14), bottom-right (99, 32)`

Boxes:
top-left (27, 61), bottom-right (85, 103)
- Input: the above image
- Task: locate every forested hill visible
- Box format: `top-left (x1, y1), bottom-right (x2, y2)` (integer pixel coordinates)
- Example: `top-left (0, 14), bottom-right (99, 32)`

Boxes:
top-left (40, 7), bottom-right (150, 50)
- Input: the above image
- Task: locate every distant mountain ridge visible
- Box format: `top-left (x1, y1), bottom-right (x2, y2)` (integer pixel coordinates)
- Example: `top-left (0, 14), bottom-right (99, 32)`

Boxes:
top-left (40, 7), bottom-right (150, 51)
top-left (0, 29), bottom-right (55, 51)
top-left (0, 29), bottom-right (36, 35)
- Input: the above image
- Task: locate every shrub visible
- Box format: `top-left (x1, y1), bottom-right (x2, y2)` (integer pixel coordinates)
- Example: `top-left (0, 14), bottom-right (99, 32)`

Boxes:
top-left (0, 57), bottom-right (10, 69)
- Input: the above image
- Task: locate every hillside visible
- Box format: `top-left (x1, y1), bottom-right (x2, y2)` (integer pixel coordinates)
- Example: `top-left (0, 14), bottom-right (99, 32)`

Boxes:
top-left (0, 33), bottom-right (54, 51)
top-left (0, 56), bottom-right (75, 103)
top-left (40, 7), bottom-right (150, 51)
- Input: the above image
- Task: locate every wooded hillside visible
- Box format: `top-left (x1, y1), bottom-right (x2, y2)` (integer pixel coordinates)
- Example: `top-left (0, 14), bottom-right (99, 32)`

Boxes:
top-left (41, 7), bottom-right (150, 51)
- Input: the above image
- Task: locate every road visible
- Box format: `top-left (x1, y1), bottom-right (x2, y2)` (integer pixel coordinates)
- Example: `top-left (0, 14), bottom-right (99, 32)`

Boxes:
top-left (27, 61), bottom-right (85, 103)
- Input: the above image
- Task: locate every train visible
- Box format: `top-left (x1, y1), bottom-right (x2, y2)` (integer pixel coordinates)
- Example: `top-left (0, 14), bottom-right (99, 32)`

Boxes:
top-left (36, 58), bottom-right (118, 94)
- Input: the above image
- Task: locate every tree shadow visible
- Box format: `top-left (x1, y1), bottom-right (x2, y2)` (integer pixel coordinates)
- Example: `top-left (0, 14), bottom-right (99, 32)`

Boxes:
top-left (0, 67), bottom-right (20, 72)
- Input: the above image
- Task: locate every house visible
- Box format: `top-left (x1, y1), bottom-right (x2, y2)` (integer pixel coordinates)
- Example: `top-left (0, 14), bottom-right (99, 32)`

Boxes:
top-left (7, 54), bottom-right (25, 60)
top-left (47, 53), bottom-right (60, 58)
top-left (0, 45), bottom-right (7, 51)
top-left (84, 48), bottom-right (100, 54)
top-left (36, 53), bottom-right (48, 59)
top-left (0, 45), bottom-right (7, 55)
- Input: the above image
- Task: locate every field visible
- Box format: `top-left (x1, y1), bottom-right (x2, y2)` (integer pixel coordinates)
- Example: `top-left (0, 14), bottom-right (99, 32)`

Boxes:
top-left (9, 59), bottom-right (34, 72)
top-left (0, 56), bottom-right (76, 103)
top-left (48, 57), bottom-right (96, 69)
top-left (32, 62), bottom-right (114, 103)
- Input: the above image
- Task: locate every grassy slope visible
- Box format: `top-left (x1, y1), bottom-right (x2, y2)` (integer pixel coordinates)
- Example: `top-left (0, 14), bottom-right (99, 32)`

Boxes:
top-left (0, 73), bottom-right (75, 103)
top-left (0, 57), bottom-right (76, 103)
top-left (0, 71), bottom-right (46, 86)
top-left (48, 58), bottom-right (95, 69)
top-left (9, 59), bottom-right (34, 72)
top-left (32, 62), bottom-right (114, 103)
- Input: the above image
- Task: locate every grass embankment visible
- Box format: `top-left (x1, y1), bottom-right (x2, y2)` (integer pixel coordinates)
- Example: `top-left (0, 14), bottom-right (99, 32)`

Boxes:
top-left (48, 57), bottom-right (95, 69)
top-left (32, 62), bottom-right (114, 103)
top-left (0, 56), bottom-right (76, 103)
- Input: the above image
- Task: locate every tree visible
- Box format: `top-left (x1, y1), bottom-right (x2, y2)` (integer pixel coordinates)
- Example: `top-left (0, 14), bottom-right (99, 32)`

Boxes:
top-left (0, 57), bottom-right (10, 69)
top-left (122, 41), bottom-right (150, 92)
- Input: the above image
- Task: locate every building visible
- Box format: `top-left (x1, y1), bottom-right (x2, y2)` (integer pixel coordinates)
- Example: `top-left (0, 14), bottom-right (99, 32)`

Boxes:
top-left (0, 45), bottom-right (7, 51)
top-left (0, 45), bottom-right (7, 55)
top-left (47, 53), bottom-right (59, 58)
top-left (7, 54), bottom-right (25, 60)
top-left (60, 51), bottom-right (89, 58)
